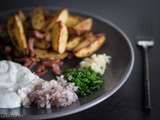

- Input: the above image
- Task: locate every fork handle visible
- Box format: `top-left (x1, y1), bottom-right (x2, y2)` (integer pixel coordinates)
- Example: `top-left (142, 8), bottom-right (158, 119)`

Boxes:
top-left (143, 47), bottom-right (151, 110)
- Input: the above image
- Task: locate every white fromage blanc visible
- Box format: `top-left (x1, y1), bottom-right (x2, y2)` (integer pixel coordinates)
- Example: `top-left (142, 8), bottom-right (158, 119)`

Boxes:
top-left (0, 60), bottom-right (43, 108)
top-left (80, 54), bottom-right (111, 75)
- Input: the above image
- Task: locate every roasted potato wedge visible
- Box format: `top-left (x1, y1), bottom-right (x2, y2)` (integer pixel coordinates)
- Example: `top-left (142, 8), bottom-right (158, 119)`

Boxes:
top-left (17, 10), bottom-right (26, 22)
top-left (46, 9), bottom-right (69, 31)
top-left (34, 38), bottom-right (50, 49)
top-left (6, 8), bottom-right (106, 61)
top-left (51, 21), bottom-right (68, 54)
top-left (71, 18), bottom-right (93, 35)
top-left (74, 33), bottom-right (106, 58)
top-left (35, 49), bottom-right (68, 60)
top-left (32, 7), bottom-right (45, 30)
top-left (17, 10), bottom-right (29, 33)
top-left (7, 15), bottom-right (27, 54)
top-left (66, 15), bottom-right (81, 27)
top-left (13, 48), bottom-right (27, 57)
top-left (73, 33), bottom-right (95, 52)
top-left (13, 15), bottom-right (27, 50)
top-left (66, 37), bottom-right (81, 51)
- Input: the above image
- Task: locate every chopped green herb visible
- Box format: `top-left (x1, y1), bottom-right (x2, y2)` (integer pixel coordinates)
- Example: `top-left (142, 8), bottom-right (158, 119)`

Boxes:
top-left (63, 67), bottom-right (104, 96)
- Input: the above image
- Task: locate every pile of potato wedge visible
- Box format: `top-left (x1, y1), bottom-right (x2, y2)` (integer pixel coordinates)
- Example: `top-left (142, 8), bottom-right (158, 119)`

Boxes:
top-left (6, 7), bottom-right (106, 61)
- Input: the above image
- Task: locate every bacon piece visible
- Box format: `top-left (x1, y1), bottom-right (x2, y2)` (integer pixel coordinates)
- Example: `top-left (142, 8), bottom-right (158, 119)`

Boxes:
top-left (42, 59), bottom-right (61, 75)
top-left (51, 64), bottom-right (61, 75)
top-left (33, 31), bottom-right (44, 39)
top-left (24, 58), bottom-right (37, 69)
top-left (27, 58), bottom-right (37, 69)
top-left (28, 38), bottom-right (35, 57)
top-left (36, 64), bottom-right (45, 72)
top-left (15, 57), bottom-right (37, 69)
top-left (42, 59), bottom-right (61, 67)
top-left (35, 70), bottom-right (47, 77)
top-left (15, 57), bottom-right (30, 63)
top-left (35, 64), bottom-right (47, 77)
top-left (44, 32), bottom-right (51, 42)
top-left (24, 59), bottom-right (33, 67)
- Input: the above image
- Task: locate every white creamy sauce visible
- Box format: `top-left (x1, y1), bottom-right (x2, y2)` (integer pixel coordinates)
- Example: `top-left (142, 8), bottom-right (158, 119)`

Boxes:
top-left (0, 90), bottom-right (21, 108)
top-left (0, 60), bottom-right (43, 108)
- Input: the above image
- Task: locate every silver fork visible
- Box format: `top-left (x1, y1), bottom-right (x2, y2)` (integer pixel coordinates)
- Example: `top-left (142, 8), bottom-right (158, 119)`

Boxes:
top-left (137, 39), bottom-right (154, 110)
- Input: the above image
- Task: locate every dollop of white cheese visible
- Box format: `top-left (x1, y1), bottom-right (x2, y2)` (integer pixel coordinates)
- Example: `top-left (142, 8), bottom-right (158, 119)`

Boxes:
top-left (80, 54), bottom-right (111, 75)
top-left (0, 90), bottom-right (21, 108)
top-left (0, 60), bottom-right (43, 108)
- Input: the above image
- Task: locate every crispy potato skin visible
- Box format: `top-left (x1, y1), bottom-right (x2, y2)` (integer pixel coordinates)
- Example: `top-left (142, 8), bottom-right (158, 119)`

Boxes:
top-left (46, 9), bottom-right (69, 31)
top-left (14, 15), bottom-right (27, 50)
top-left (66, 37), bottom-right (81, 51)
top-left (7, 15), bottom-right (27, 55)
top-left (66, 15), bottom-right (81, 27)
top-left (73, 33), bottom-right (95, 52)
top-left (51, 21), bottom-right (68, 54)
top-left (72, 18), bottom-right (93, 35)
top-left (35, 49), bottom-right (68, 60)
top-left (34, 38), bottom-right (50, 49)
top-left (17, 10), bottom-right (26, 22)
top-left (32, 7), bottom-right (45, 30)
top-left (6, 8), bottom-right (106, 61)
top-left (74, 34), bottom-right (106, 58)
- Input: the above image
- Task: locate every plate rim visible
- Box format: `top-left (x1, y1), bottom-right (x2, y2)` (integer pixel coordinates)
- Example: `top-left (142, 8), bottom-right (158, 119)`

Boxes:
top-left (0, 6), bottom-right (135, 120)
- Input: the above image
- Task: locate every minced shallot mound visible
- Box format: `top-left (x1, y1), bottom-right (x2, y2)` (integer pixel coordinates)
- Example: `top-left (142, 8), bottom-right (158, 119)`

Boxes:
top-left (24, 76), bottom-right (78, 108)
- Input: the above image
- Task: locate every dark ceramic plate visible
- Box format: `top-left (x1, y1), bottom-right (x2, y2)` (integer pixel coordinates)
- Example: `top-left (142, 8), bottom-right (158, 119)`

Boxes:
top-left (0, 7), bottom-right (134, 120)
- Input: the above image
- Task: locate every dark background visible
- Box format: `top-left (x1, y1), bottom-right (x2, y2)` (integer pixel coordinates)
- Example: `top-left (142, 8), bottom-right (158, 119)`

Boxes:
top-left (1, 0), bottom-right (160, 120)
